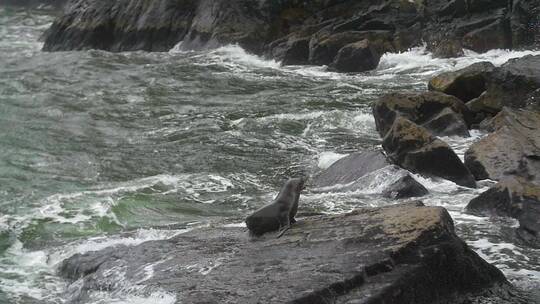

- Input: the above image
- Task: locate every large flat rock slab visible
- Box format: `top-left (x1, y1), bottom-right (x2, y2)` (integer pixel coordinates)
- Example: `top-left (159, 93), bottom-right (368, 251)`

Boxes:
top-left (59, 203), bottom-right (507, 303)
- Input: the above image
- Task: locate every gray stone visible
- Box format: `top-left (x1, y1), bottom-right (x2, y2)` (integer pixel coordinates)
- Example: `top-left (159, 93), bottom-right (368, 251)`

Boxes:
top-left (382, 117), bottom-right (476, 188)
top-left (58, 203), bottom-right (509, 303)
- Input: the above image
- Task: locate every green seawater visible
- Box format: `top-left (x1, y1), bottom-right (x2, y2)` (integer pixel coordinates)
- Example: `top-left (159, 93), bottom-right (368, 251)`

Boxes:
top-left (0, 6), bottom-right (539, 304)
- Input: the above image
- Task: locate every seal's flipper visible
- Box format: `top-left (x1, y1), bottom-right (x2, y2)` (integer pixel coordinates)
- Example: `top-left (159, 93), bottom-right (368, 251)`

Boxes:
top-left (276, 225), bottom-right (290, 238)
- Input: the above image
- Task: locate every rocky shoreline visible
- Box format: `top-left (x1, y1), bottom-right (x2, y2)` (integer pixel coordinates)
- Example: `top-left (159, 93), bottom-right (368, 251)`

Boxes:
top-left (40, 0), bottom-right (540, 72)
top-left (52, 54), bottom-right (540, 303)
top-left (31, 1), bottom-right (540, 302)
top-left (59, 202), bottom-right (515, 303)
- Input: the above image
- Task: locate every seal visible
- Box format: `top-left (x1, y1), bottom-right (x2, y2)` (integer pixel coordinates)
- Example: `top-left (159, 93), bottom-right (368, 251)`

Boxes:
top-left (245, 177), bottom-right (305, 237)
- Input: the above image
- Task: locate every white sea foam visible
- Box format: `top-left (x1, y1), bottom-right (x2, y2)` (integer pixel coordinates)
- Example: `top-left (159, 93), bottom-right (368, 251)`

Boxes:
top-left (378, 46), bottom-right (540, 77)
top-left (88, 290), bottom-right (177, 304)
top-left (317, 151), bottom-right (348, 169)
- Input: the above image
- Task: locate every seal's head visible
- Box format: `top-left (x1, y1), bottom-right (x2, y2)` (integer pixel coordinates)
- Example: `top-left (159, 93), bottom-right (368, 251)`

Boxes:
top-left (287, 177), bottom-right (306, 192)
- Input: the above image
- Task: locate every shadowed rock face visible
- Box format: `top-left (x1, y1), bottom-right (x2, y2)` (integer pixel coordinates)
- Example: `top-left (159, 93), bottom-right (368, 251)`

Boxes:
top-left (465, 108), bottom-right (540, 182)
top-left (58, 203), bottom-right (509, 303)
top-left (466, 177), bottom-right (540, 218)
top-left (373, 91), bottom-right (472, 138)
top-left (313, 150), bottom-right (390, 188)
top-left (428, 62), bottom-right (496, 103)
top-left (382, 117), bottom-right (476, 188)
top-left (467, 55), bottom-right (540, 117)
top-left (42, 0), bottom-right (540, 71)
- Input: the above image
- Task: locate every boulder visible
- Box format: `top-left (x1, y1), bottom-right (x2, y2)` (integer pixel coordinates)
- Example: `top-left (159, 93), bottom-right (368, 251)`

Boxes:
top-left (466, 177), bottom-right (540, 218)
top-left (276, 37), bottom-right (311, 65)
top-left (462, 19), bottom-right (512, 53)
top-left (432, 39), bottom-right (465, 59)
top-left (313, 150), bottom-right (390, 188)
top-left (510, 0), bottom-right (540, 48)
top-left (517, 202), bottom-right (540, 248)
top-left (308, 30), bottom-right (393, 66)
top-left (330, 39), bottom-right (381, 73)
top-left (314, 157), bottom-right (429, 199)
top-left (383, 117), bottom-right (476, 188)
top-left (464, 108), bottom-right (540, 181)
top-left (466, 55), bottom-right (540, 116)
top-left (373, 91), bottom-right (472, 138)
top-left (382, 174), bottom-right (429, 199)
top-left (428, 62), bottom-right (495, 102)
top-left (422, 107), bottom-right (470, 137)
top-left (58, 203), bottom-right (509, 303)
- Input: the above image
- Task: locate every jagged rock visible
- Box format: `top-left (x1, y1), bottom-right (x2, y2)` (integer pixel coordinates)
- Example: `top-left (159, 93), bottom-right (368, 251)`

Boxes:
top-left (428, 62), bottom-right (495, 102)
top-left (330, 39), bottom-right (381, 73)
top-left (42, 0), bottom-right (540, 71)
top-left (466, 55), bottom-right (540, 117)
top-left (382, 174), bottom-right (429, 199)
top-left (432, 39), bottom-right (465, 59)
top-left (517, 202), bottom-right (540, 248)
top-left (466, 177), bottom-right (540, 248)
top-left (58, 203), bottom-right (509, 303)
top-left (308, 30), bottom-right (393, 66)
top-left (373, 91), bottom-right (472, 138)
top-left (275, 36), bottom-right (311, 65)
top-left (422, 107), bottom-right (471, 137)
top-left (466, 177), bottom-right (540, 218)
top-left (462, 19), bottom-right (512, 53)
top-left (42, 0), bottom-right (198, 52)
top-left (465, 108), bottom-right (540, 181)
top-left (382, 117), bottom-right (476, 188)
top-left (314, 156), bottom-right (429, 199)
top-left (313, 150), bottom-right (390, 188)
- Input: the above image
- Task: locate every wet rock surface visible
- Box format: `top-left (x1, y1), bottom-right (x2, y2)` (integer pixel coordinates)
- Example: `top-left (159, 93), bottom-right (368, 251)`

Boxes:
top-left (330, 39), bottom-right (381, 73)
top-left (381, 174), bottom-right (428, 199)
top-left (428, 62), bottom-right (495, 103)
top-left (58, 203), bottom-right (509, 303)
top-left (467, 55), bottom-right (540, 117)
top-left (466, 177), bottom-right (540, 218)
top-left (465, 108), bottom-right (540, 182)
top-left (313, 152), bottom-right (429, 199)
top-left (373, 91), bottom-right (472, 138)
top-left (42, 0), bottom-right (540, 71)
top-left (313, 150), bottom-right (390, 188)
top-left (382, 117), bottom-right (476, 188)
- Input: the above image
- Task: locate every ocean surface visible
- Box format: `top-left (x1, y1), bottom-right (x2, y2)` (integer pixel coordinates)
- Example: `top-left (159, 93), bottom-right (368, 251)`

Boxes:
top-left (1, 6), bottom-right (540, 304)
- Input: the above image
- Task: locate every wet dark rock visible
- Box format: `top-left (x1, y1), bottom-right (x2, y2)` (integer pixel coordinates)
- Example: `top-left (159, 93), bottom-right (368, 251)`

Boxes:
top-left (313, 155), bottom-right (429, 198)
top-left (466, 55), bottom-right (540, 117)
top-left (465, 108), bottom-right (540, 182)
top-left (313, 150), bottom-right (390, 188)
top-left (422, 107), bottom-right (471, 137)
top-left (466, 177), bottom-right (540, 218)
top-left (428, 62), bottom-right (495, 102)
top-left (373, 91), bottom-right (472, 138)
top-left (42, 0), bottom-right (198, 52)
top-left (274, 36), bottom-right (311, 66)
top-left (330, 39), bottom-right (381, 73)
top-left (382, 117), bottom-right (476, 188)
top-left (42, 0), bottom-right (540, 70)
top-left (432, 39), bottom-right (465, 59)
top-left (517, 203), bottom-right (540, 248)
top-left (382, 174), bottom-right (429, 199)
top-left (308, 30), bottom-right (393, 66)
top-left (58, 203), bottom-right (509, 303)
top-left (466, 177), bottom-right (540, 248)
top-left (462, 19), bottom-right (512, 53)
